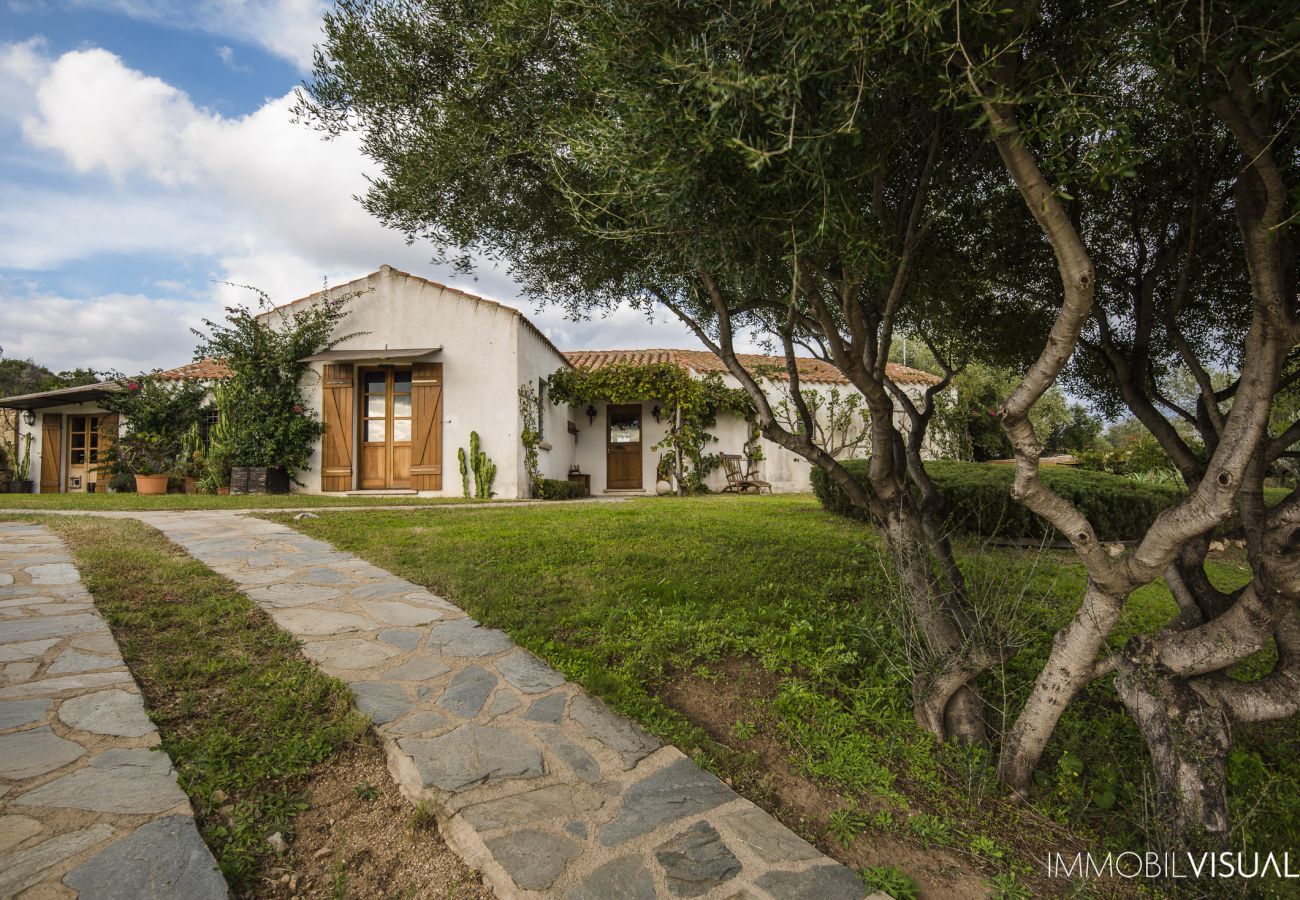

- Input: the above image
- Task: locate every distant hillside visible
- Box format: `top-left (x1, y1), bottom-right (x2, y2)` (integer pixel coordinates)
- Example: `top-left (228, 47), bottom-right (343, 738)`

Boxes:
top-left (0, 348), bottom-right (101, 399)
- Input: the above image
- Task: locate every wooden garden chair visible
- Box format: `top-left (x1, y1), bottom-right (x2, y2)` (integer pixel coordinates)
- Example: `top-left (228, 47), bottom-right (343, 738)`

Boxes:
top-left (721, 454), bottom-right (773, 494)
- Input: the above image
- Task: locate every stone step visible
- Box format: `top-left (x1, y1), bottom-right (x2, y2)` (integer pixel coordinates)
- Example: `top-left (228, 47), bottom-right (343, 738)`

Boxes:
top-left (345, 489), bottom-right (420, 496)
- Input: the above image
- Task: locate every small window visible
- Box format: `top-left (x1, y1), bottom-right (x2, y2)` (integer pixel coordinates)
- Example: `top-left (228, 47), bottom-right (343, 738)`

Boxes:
top-left (537, 379), bottom-right (546, 441)
top-left (199, 408), bottom-right (220, 445)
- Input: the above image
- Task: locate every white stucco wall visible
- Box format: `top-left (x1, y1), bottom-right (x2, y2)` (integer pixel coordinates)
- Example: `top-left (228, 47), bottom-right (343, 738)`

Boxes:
top-left (284, 266), bottom-right (571, 499)
top-left (516, 320), bottom-right (577, 490)
top-left (701, 375), bottom-right (936, 494)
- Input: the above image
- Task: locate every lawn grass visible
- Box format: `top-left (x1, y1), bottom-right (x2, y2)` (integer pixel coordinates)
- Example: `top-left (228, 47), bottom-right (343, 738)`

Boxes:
top-left (0, 492), bottom-right (484, 511)
top-left (284, 494), bottom-right (1299, 895)
top-left (46, 516), bottom-right (370, 892)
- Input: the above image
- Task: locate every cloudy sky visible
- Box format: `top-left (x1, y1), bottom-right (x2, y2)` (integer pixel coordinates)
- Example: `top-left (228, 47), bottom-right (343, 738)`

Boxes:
top-left (0, 0), bottom-right (711, 375)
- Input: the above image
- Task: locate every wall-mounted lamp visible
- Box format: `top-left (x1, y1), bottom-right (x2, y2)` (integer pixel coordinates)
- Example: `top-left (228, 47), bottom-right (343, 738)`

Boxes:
top-left (650, 405), bottom-right (661, 423)
top-left (585, 405), bottom-right (597, 426)
top-left (22, 410), bottom-right (36, 427)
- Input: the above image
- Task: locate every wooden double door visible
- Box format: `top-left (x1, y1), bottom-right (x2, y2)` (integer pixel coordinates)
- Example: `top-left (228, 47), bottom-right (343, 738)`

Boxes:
top-left (320, 362), bottom-right (442, 492)
top-left (359, 367), bottom-right (413, 489)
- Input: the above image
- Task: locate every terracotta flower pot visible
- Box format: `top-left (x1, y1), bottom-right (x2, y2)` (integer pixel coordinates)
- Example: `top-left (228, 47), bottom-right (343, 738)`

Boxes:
top-left (134, 474), bottom-right (170, 495)
top-left (216, 487), bottom-right (230, 496)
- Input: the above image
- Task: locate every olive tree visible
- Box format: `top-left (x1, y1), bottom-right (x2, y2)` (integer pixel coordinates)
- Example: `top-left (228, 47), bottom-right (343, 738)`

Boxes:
top-left (300, 0), bottom-right (1013, 742)
top-left (954, 0), bottom-right (1299, 844)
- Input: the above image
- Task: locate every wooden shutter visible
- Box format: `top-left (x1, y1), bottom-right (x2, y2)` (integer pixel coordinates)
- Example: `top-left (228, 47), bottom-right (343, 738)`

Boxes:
top-left (39, 414), bottom-right (62, 493)
top-left (95, 414), bottom-right (118, 483)
top-left (320, 364), bottom-right (355, 492)
top-left (410, 362), bottom-right (443, 491)
top-left (97, 414), bottom-right (118, 453)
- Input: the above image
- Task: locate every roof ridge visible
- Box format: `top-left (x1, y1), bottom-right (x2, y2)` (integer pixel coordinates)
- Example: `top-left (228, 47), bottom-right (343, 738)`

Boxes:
top-left (562, 348), bottom-right (942, 386)
top-left (256, 265), bottom-right (571, 368)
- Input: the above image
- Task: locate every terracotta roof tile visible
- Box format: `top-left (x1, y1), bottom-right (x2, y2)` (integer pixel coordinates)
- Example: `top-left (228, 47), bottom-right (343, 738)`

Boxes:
top-left (154, 359), bottom-right (232, 381)
top-left (561, 348), bottom-right (941, 386)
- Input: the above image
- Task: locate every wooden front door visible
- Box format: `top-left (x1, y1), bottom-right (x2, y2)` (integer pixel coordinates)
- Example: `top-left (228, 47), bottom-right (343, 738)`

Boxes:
top-left (359, 368), bottom-right (413, 489)
top-left (606, 403), bottom-right (643, 490)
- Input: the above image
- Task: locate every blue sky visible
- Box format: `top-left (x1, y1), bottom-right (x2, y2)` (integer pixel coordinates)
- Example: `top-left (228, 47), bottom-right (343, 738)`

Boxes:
top-left (0, 0), bottom-right (702, 374)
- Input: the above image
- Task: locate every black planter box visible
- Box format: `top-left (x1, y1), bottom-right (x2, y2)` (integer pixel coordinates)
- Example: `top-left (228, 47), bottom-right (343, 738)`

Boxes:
top-left (229, 466), bottom-right (290, 495)
top-left (6, 480), bottom-right (33, 494)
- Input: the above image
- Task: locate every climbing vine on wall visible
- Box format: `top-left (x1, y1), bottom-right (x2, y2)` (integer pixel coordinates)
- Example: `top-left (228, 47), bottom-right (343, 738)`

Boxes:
top-left (548, 363), bottom-right (754, 491)
top-left (518, 383), bottom-right (542, 497)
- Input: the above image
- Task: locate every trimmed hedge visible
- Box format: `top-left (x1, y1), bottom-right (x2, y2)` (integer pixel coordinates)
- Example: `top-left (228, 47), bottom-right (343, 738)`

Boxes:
top-left (537, 478), bottom-right (587, 500)
top-left (811, 459), bottom-right (1184, 542)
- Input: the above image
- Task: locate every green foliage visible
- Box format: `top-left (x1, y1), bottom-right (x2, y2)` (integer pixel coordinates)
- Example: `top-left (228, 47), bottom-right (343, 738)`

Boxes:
top-left (826, 804), bottom-right (869, 848)
top-left (860, 864), bottom-right (919, 900)
top-left (99, 375), bottom-right (209, 478)
top-left (0, 345), bottom-right (102, 399)
top-left (549, 363), bottom-right (752, 491)
top-left (114, 432), bottom-right (178, 477)
top-left (906, 812), bottom-right (951, 847)
top-left (5, 431), bottom-right (32, 482)
top-left (463, 431), bottom-right (495, 499)
top-left (812, 459), bottom-right (1182, 542)
top-left (938, 364), bottom-right (1102, 461)
top-left (457, 447), bottom-right (470, 498)
top-left (1077, 427), bottom-right (1182, 477)
top-left (197, 383), bottom-right (235, 493)
top-left (537, 478), bottom-right (584, 500)
top-left (986, 870), bottom-right (1034, 900)
top-left (773, 386), bottom-right (870, 459)
top-left (178, 423), bottom-right (205, 480)
top-left (192, 286), bottom-right (359, 475)
top-left (518, 383), bottom-right (542, 497)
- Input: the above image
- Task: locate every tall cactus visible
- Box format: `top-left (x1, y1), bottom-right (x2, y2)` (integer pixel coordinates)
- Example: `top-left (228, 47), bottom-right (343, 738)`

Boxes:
top-left (457, 432), bottom-right (496, 499)
top-left (470, 430), bottom-right (495, 499)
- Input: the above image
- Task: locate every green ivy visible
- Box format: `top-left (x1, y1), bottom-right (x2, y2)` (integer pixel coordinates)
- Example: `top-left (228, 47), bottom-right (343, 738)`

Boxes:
top-left (548, 363), bottom-right (753, 491)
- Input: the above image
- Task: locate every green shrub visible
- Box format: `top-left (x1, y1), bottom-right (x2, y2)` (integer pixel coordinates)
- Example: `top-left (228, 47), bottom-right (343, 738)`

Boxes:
top-left (537, 478), bottom-right (585, 500)
top-left (811, 459), bottom-right (1184, 542)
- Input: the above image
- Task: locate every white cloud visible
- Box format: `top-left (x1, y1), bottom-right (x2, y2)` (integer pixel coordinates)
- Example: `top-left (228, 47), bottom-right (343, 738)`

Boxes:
top-left (23, 48), bottom-right (202, 183)
top-left (0, 185), bottom-right (228, 269)
top-left (214, 45), bottom-right (249, 74)
top-left (1, 40), bottom-right (755, 372)
top-left (0, 284), bottom-right (219, 373)
top-left (68, 0), bottom-right (328, 70)
top-left (0, 36), bottom-right (50, 125)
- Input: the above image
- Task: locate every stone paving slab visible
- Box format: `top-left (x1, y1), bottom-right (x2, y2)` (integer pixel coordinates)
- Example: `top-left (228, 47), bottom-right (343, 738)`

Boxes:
top-left (0, 521), bottom-right (228, 900)
top-left (138, 510), bottom-right (879, 900)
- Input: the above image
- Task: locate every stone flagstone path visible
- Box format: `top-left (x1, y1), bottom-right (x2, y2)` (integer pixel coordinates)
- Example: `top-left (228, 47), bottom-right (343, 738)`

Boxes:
top-left (0, 521), bottom-right (227, 900)
top-left (137, 510), bottom-right (877, 900)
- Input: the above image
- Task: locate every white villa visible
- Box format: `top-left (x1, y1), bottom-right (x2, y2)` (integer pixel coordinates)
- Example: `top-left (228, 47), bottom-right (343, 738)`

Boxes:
top-left (0, 266), bottom-right (942, 497)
